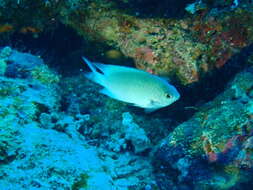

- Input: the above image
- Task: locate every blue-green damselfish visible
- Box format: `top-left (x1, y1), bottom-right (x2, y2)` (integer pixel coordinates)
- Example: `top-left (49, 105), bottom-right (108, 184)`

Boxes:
top-left (82, 57), bottom-right (180, 113)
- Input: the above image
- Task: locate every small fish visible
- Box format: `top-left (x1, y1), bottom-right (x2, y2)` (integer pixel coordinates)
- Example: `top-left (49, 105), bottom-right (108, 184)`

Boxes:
top-left (82, 57), bottom-right (180, 113)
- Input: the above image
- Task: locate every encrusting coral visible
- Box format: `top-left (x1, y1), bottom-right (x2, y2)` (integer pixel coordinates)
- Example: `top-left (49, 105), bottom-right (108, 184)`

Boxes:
top-left (154, 67), bottom-right (253, 189)
top-left (1, 0), bottom-right (253, 85)
top-left (0, 47), bottom-right (158, 190)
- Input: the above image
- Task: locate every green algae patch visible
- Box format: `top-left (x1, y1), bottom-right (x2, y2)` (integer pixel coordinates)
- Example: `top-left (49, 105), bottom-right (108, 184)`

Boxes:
top-left (0, 59), bottom-right (7, 75)
top-left (72, 173), bottom-right (90, 190)
top-left (31, 64), bottom-right (60, 85)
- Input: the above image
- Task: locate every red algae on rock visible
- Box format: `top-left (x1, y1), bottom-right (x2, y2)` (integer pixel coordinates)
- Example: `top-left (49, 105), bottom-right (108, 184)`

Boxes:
top-left (62, 1), bottom-right (253, 84)
top-left (0, 0), bottom-right (252, 85)
top-left (191, 8), bottom-right (253, 70)
top-left (135, 46), bottom-right (157, 65)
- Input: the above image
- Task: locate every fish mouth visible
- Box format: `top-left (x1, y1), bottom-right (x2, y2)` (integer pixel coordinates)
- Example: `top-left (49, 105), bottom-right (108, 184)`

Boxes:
top-left (175, 91), bottom-right (180, 100)
top-left (171, 88), bottom-right (180, 102)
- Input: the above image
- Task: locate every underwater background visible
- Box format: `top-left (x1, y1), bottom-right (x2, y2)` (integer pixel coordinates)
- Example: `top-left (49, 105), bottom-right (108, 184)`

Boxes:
top-left (0, 0), bottom-right (253, 189)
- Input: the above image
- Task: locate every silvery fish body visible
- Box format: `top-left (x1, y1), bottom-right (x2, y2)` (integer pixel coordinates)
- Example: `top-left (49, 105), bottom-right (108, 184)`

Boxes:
top-left (82, 57), bottom-right (180, 113)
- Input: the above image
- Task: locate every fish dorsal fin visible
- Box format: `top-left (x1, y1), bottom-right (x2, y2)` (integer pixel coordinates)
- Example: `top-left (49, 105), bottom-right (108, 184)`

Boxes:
top-left (93, 62), bottom-right (145, 76)
top-left (83, 56), bottom-right (147, 76)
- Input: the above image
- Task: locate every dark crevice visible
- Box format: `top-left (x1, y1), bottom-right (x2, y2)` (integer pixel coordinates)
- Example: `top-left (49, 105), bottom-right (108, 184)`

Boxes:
top-left (112, 0), bottom-right (195, 18)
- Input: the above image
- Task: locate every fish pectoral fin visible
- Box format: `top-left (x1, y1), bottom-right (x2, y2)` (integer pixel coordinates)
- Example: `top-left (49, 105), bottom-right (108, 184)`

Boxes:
top-left (143, 100), bottom-right (161, 113)
top-left (148, 99), bottom-right (160, 106)
top-left (144, 107), bottom-right (159, 113)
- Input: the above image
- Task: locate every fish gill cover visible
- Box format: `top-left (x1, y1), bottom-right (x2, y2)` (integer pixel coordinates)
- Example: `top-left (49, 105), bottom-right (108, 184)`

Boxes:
top-left (0, 0), bottom-right (253, 190)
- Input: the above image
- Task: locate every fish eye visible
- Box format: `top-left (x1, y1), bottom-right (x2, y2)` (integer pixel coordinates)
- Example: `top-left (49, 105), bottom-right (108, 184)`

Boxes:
top-left (166, 93), bottom-right (172, 98)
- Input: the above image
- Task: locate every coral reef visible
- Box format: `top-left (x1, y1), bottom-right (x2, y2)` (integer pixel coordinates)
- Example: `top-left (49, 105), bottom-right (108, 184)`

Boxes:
top-left (0, 46), bottom-right (11, 75)
top-left (0, 124), bottom-right (113, 190)
top-left (1, 0), bottom-right (253, 189)
top-left (0, 47), bottom-right (158, 189)
top-left (153, 67), bottom-right (253, 189)
top-left (1, 0), bottom-right (253, 85)
top-left (63, 0), bottom-right (253, 84)
top-left (0, 45), bottom-right (253, 190)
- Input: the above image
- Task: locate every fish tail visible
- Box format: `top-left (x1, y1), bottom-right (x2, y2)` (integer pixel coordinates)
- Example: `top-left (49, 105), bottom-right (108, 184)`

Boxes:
top-left (82, 56), bottom-right (97, 73)
top-left (82, 56), bottom-right (106, 86)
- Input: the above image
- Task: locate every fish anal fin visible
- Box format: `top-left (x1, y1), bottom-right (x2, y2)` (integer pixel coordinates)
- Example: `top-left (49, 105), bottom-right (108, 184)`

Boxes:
top-left (99, 88), bottom-right (119, 100)
top-left (99, 88), bottom-right (134, 104)
top-left (148, 99), bottom-right (161, 107)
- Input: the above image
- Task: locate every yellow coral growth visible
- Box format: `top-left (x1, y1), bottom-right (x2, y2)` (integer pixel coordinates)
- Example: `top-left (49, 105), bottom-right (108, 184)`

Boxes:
top-left (31, 64), bottom-right (60, 84)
